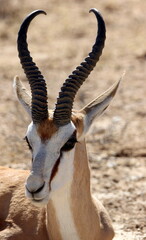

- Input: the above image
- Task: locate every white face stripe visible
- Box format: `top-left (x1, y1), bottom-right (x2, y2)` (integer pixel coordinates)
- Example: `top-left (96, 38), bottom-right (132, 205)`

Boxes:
top-left (49, 148), bottom-right (80, 240)
top-left (50, 147), bottom-right (75, 192)
top-left (43, 122), bottom-right (76, 178)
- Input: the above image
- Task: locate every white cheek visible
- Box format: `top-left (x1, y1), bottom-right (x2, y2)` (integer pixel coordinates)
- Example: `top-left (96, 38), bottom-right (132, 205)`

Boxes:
top-left (50, 148), bottom-right (75, 193)
top-left (43, 122), bottom-right (76, 179)
top-left (48, 147), bottom-right (80, 240)
top-left (32, 142), bottom-right (41, 159)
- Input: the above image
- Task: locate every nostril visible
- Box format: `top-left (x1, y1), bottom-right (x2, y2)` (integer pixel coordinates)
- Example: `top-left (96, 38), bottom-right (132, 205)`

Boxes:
top-left (34, 182), bottom-right (45, 193)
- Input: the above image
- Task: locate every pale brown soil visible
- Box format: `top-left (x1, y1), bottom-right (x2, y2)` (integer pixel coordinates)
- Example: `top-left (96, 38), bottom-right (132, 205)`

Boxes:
top-left (0, 0), bottom-right (146, 239)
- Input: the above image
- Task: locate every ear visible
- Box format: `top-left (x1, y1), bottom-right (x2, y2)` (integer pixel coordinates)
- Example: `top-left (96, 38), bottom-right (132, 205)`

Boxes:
top-left (80, 78), bottom-right (122, 135)
top-left (13, 76), bottom-right (31, 116)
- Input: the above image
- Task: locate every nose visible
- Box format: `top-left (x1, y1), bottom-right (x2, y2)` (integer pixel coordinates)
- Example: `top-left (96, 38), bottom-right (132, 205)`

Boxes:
top-left (26, 174), bottom-right (45, 194)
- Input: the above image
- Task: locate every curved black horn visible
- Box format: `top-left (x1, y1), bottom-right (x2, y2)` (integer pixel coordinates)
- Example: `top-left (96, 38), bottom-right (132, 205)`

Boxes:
top-left (17, 10), bottom-right (48, 124)
top-left (53, 8), bottom-right (106, 127)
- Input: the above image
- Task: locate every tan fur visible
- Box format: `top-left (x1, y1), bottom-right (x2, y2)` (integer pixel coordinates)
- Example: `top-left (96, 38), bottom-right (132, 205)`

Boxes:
top-left (46, 200), bottom-right (63, 240)
top-left (71, 111), bottom-right (84, 137)
top-left (71, 141), bottom-right (114, 240)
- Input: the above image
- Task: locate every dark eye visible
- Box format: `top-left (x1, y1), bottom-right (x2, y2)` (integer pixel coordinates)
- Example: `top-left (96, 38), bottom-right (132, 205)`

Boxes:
top-left (24, 136), bottom-right (32, 151)
top-left (61, 131), bottom-right (77, 152)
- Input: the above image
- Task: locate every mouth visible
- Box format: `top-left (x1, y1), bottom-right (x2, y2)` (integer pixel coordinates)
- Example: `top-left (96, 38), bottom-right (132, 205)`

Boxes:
top-left (32, 198), bottom-right (43, 202)
top-left (31, 195), bottom-right (49, 207)
top-left (25, 183), bottom-right (49, 207)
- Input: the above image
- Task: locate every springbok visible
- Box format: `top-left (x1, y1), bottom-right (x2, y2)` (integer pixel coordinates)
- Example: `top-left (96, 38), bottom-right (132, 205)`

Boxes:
top-left (0, 9), bottom-right (121, 240)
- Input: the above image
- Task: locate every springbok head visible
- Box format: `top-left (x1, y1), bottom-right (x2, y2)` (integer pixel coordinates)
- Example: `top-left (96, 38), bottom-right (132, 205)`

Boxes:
top-left (14, 9), bottom-right (120, 206)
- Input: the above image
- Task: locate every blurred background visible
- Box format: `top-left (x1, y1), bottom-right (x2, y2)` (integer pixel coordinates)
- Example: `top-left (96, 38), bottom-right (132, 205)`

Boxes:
top-left (0, 0), bottom-right (146, 239)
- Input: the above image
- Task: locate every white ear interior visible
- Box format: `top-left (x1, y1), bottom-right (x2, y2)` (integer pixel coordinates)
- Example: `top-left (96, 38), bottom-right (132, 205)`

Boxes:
top-left (13, 76), bottom-right (31, 116)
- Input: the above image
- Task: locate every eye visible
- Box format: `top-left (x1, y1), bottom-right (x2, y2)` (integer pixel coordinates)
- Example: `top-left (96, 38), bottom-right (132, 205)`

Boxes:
top-left (24, 136), bottom-right (32, 151)
top-left (61, 131), bottom-right (77, 152)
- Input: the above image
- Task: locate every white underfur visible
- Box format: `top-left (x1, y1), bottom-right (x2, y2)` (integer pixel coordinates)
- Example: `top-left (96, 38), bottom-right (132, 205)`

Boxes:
top-left (13, 76), bottom-right (32, 116)
top-left (83, 97), bottom-right (111, 135)
top-left (81, 79), bottom-right (121, 136)
top-left (50, 149), bottom-right (75, 192)
top-left (49, 149), bottom-right (80, 240)
top-left (25, 121), bottom-right (76, 205)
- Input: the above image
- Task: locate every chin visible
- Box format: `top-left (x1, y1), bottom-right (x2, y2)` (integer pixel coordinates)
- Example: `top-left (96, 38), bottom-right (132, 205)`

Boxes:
top-left (30, 195), bottom-right (49, 207)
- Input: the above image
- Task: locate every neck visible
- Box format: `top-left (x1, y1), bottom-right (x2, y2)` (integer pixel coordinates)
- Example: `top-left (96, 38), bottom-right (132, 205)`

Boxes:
top-left (46, 140), bottom-right (101, 240)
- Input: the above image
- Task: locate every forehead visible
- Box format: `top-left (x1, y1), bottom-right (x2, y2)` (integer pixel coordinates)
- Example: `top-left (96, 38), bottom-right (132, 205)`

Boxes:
top-left (30, 118), bottom-right (76, 142)
top-left (27, 110), bottom-right (84, 141)
top-left (37, 119), bottom-right (58, 141)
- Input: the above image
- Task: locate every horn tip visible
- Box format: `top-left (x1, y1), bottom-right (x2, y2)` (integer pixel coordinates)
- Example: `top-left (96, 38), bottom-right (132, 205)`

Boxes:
top-left (89, 8), bottom-right (99, 14)
top-left (34, 9), bottom-right (47, 16)
top-left (89, 8), bottom-right (103, 20)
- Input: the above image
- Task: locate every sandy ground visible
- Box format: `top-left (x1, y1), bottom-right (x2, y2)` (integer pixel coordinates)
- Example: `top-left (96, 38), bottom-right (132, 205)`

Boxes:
top-left (0, 0), bottom-right (146, 239)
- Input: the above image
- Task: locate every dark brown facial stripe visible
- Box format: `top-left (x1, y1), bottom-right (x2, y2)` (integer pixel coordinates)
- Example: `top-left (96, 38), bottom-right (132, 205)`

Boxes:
top-left (24, 136), bottom-right (32, 151)
top-left (49, 155), bottom-right (61, 190)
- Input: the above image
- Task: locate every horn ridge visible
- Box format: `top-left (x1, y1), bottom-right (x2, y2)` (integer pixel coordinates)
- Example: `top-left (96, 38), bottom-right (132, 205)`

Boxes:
top-left (17, 10), bottom-right (48, 124)
top-left (54, 8), bottom-right (106, 127)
